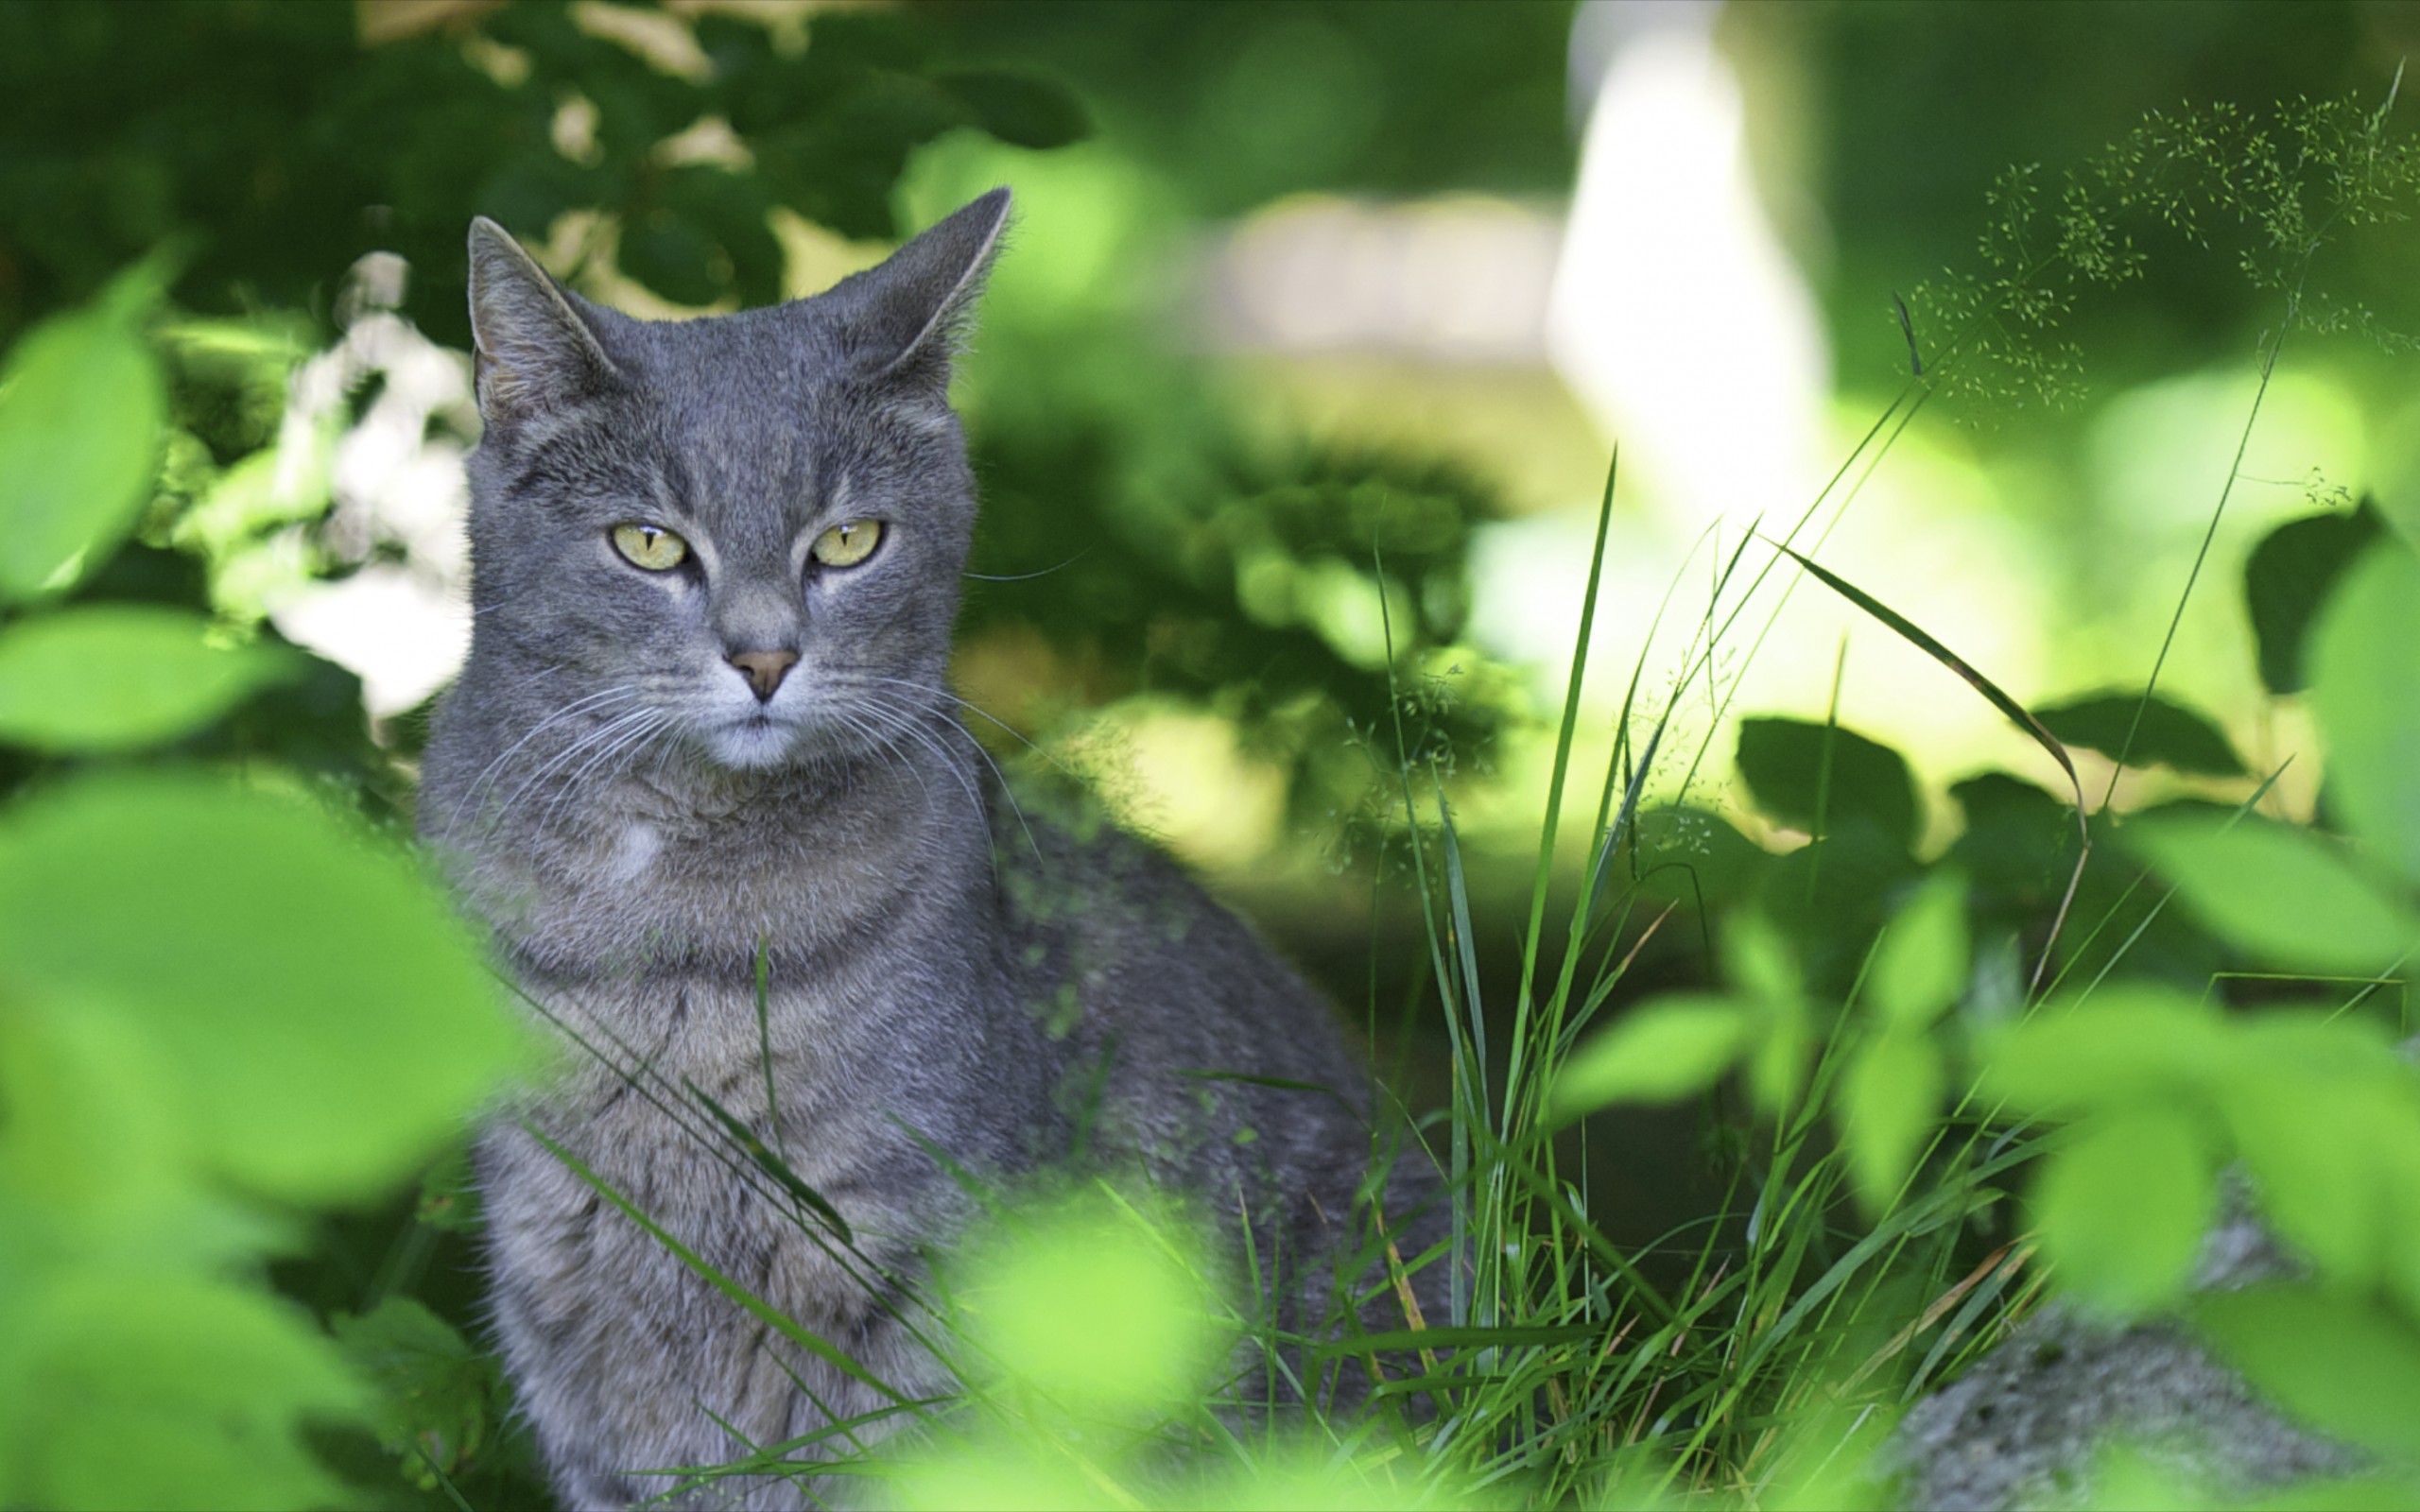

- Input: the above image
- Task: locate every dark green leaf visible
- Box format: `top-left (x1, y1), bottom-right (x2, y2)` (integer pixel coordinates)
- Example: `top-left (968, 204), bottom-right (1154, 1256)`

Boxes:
top-left (1737, 715), bottom-right (1921, 850)
top-left (2245, 499), bottom-right (2384, 695)
top-left (2131, 814), bottom-right (2420, 973)
top-left (2033, 691), bottom-right (2247, 778)
top-left (0, 606), bottom-right (302, 752)
top-left (617, 214), bottom-right (724, 308)
top-left (935, 68), bottom-right (1091, 149)
top-left (332, 1298), bottom-right (499, 1486)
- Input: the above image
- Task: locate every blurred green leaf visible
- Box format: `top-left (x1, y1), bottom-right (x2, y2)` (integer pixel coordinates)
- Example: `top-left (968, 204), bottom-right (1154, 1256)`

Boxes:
top-left (1737, 716), bottom-right (1920, 850)
top-left (2031, 691), bottom-right (2247, 778)
top-left (2217, 1014), bottom-right (2417, 1298)
top-left (0, 606), bottom-right (301, 753)
top-left (2032, 1106), bottom-right (2214, 1313)
top-left (0, 1272), bottom-right (362, 1511)
top-left (973, 1199), bottom-right (1216, 1418)
top-left (2193, 1284), bottom-right (2420, 1456)
top-left (1980, 985), bottom-right (2225, 1115)
top-left (333, 1297), bottom-right (499, 1488)
top-left (0, 301), bottom-right (166, 602)
top-left (1841, 1030), bottom-right (1944, 1217)
top-left (2309, 545), bottom-right (2420, 883)
top-left (2131, 813), bottom-right (2420, 973)
top-left (1869, 871), bottom-right (1970, 1032)
top-left (1550, 996), bottom-right (1745, 1120)
top-left (2245, 498), bottom-right (2385, 696)
top-left (0, 775), bottom-right (526, 1201)
top-left (935, 68), bottom-right (1091, 149)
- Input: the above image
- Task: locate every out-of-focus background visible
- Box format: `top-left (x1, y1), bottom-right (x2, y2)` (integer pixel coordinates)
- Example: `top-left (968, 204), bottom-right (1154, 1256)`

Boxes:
top-left (8, 0), bottom-right (2416, 1255)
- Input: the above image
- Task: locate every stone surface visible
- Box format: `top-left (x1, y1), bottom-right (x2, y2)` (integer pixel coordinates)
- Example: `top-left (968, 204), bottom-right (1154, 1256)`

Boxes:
top-left (1882, 1185), bottom-right (2363, 1509)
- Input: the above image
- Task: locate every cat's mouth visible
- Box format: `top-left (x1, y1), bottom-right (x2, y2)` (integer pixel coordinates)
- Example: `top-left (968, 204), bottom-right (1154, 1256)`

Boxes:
top-left (702, 710), bottom-right (802, 771)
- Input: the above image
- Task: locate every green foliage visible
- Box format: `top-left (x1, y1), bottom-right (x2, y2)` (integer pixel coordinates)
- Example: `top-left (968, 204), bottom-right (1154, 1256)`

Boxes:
top-left (0, 264), bottom-right (167, 600)
top-left (334, 1297), bottom-right (510, 1492)
top-left (0, 283), bottom-right (525, 1506)
top-left (0, 1), bottom-right (1087, 341)
top-left (2032, 690), bottom-right (2247, 778)
top-left (2244, 497), bottom-right (2386, 695)
top-left (2308, 544), bottom-right (2420, 880)
top-left (1735, 715), bottom-right (1922, 850)
top-left (0, 605), bottom-right (301, 752)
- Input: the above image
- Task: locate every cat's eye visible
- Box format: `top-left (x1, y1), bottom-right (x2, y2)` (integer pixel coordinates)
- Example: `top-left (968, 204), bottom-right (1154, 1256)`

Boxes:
top-left (810, 520), bottom-right (884, 569)
top-left (611, 523), bottom-right (689, 572)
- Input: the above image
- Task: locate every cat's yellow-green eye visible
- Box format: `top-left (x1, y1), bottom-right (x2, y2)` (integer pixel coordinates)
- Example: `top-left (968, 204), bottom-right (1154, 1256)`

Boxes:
top-left (612, 523), bottom-right (689, 572)
top-left (811, 520), bottom-right (883, 569)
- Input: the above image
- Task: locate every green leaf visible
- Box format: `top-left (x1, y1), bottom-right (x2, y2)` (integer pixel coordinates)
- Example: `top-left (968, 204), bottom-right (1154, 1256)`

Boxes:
top-left (935, 68), bottom-right (1091, 149)
top-left (2193, 1285), bottom-right (2420, 1456)
top-left (2031, 1105), bottom-right (2214, 1313)
top-left (0, 606), bottom-right (301, 752)
top-left (2130, 814), bottom-right (2420, 973)
top-left (2309, 545), bottom-right (2420, 883)
top-left (1549, 996), bottom-right (1747, 1120)
top-left (333, 1297), bottom-right (500, 1486)
top-left (1979, 984), bottom-right (2225, 1117)
top-left (1841, 1031), bottom-right (1944, 1217)
top-left (0, 1273), bottom-right (362, 1511)
top-left (0, 301), bottom-right (167, 602)
top-left (1869, 871), bottom-right (1970, 1032)
top-left (2245, 499), bottom-right (2385, 695)
top-left (2031, 691), bottom-right (2247, 778)
top-left (1737, 715), bottom-right (1921, 850)
top-left (2215, 1014), bottom-right (2415, 1297)
top-left (0, 774), bottom-right (527, 1201)
top-left (618, 213), bottom-right (724, 308)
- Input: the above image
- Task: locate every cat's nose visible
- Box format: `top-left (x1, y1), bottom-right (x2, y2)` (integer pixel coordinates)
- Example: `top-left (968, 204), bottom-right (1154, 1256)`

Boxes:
top-left (727, 649), bottom-right (799, 701)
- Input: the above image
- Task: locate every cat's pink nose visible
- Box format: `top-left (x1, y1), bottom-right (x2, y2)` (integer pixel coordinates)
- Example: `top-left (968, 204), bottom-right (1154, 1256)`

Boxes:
top-left (728, 649), bottom-right (798, 701)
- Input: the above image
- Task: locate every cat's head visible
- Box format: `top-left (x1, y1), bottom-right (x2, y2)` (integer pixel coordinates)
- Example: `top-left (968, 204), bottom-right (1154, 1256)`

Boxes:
top-left (456, 190), bottom-right (1009, 775)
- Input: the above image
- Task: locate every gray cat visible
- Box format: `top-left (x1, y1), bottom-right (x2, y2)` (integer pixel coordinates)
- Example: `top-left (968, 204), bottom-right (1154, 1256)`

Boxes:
top-left (417, 189), bottom-right (1447, 1510)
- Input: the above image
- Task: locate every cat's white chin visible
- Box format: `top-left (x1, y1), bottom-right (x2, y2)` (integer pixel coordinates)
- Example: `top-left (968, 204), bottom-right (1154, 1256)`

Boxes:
top-left (703, 716), bottom-right (802, 771)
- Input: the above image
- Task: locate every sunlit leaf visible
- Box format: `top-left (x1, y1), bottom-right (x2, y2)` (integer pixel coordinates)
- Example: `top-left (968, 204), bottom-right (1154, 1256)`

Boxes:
top-left (0, 775), bottom-right (527, 1201)
top-left (1737, 716), bottom-right (1921, 850)
top-left (2031, 1105), bottom-right (2214, 1313)
top-left (2033, 691), bottom-right (2248, 778)
top-left (1869, 870), bottom-right (1970, 1032)
top-left (1550, 997), bottom-right (1746, 1120)
top-left (1979, 985), bottom-right (2225, 1115)
top-left (0, 606), bottom-right (301, 753)
top-left (2217, 1015), bottom-right (2414, 1295)
top-left (2245, 499), bottom-right (2384, 695)
top-left (2131, 813), bottom-right (2420, 972)
top-left (0, 1273), bottom-right (362, 1511)
top-left (970, 1198), bottom-right (1217, 1417)
top-left (1841, 1030), bottom-right (1944, 1217)
top-left (0, 299), bottom-right (166, 602)
top-left (2309, 545), bottom-right (2420, 883)
top-left (2193, 1284), bottom-right (2420, 1456)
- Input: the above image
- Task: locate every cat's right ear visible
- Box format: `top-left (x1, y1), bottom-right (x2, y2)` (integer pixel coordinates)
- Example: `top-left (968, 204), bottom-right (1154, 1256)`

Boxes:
top-left (466, 217), bottom-right (621, 431)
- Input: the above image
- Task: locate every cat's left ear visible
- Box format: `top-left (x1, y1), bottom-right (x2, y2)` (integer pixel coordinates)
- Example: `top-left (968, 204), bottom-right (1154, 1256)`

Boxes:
top-left (826, 188), bottom-right (1012, 391)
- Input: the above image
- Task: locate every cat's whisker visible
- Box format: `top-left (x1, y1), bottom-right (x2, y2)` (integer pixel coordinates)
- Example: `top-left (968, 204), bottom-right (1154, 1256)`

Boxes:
top-left (856, 686), bottom-right (1042, 868)
top-left (496, 706), bottom-right (665, 828)
top-left (449, 685), bottom-right (642, 833)
top-left (533, 712), bottom-right (673, 834)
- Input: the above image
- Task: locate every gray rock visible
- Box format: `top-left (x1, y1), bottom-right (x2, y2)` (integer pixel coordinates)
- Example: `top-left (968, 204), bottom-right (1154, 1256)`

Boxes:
top-left (1883, 1184), bottom-right (2363, 1509)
